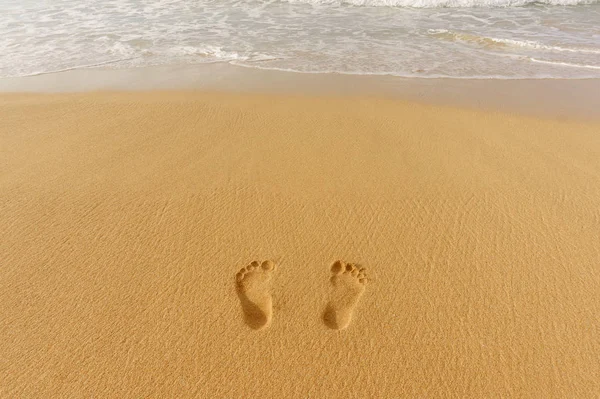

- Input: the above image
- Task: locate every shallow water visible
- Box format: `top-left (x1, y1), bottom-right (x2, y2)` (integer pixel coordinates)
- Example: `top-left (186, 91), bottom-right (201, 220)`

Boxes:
top-left (1, 0), bottom-right (599, 78)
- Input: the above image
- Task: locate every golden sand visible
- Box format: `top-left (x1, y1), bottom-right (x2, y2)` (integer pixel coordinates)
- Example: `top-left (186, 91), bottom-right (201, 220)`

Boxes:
top-left (1, 91), bottom-right (599, 397)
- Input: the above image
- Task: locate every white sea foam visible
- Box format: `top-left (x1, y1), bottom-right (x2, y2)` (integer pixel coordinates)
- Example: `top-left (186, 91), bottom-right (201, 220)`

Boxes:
top-left (530, 58), bottom-right (600, 69)
top-left (482, 38), bottom-right (600, 54)
top-left (168, 45), bottom-right (246, 60)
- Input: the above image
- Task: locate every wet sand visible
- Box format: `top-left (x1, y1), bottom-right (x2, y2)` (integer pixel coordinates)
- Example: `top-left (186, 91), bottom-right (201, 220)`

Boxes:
top-left (1, 90), bottom-right (599, 397)
top-left (1, 63), bottom-right (600, 120)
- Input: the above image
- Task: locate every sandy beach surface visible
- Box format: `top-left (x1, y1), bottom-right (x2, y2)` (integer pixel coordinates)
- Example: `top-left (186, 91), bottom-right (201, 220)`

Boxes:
top-left (1, 89), bottom-right (599, 397)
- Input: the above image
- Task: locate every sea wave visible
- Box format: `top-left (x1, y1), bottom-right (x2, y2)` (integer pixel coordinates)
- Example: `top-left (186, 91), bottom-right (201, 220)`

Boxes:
top-left (2, 0), bottom-right (599, 79)
top-left (282, 0), bottom-right (598, 7)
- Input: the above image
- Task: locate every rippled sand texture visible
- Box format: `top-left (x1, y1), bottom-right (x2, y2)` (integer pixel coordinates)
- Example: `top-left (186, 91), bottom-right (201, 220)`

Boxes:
top-left (1, 92), bottom-right (599, 398)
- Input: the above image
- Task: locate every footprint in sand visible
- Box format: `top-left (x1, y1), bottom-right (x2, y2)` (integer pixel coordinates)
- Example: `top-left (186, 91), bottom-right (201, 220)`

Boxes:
top-left (323, 260), bottom-right (367, 330)
top-left (235, 260), bottom-right (275, 330)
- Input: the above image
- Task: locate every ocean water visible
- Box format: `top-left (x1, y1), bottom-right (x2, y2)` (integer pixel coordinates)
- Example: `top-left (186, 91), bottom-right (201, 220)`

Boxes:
top-left (1, 0), bottom-right (599, 79)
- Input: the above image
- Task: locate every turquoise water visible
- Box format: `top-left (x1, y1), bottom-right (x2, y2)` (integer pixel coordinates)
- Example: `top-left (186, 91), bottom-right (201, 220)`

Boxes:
top-left (1, 0), bottom-right (599, 78)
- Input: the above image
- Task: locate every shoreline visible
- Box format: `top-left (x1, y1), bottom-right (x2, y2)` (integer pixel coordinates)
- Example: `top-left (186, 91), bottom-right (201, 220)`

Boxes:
top-left (1, 62), bottom-right (599, 120)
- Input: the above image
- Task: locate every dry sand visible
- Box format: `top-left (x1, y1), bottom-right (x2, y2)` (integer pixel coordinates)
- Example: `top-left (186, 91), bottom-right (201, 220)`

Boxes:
top-left (1, 91), bottom-right (599, 397)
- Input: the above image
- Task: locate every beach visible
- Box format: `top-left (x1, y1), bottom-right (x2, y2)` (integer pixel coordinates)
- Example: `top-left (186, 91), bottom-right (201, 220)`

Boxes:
top-left (1, 79), bottom-right (600, 397)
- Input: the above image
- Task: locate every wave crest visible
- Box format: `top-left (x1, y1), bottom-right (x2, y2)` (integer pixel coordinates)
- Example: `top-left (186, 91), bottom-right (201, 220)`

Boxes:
top-left (427, 30), bottom-right (600, 54)
top-left (282, 0), bottom-right (598, 7)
